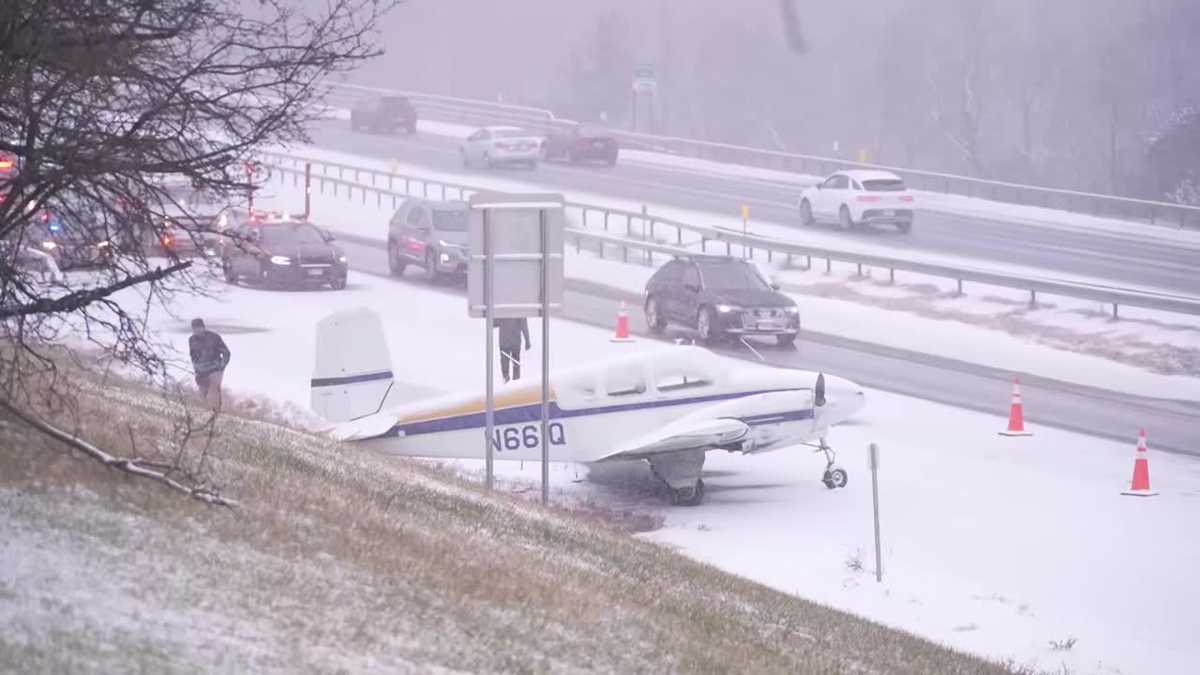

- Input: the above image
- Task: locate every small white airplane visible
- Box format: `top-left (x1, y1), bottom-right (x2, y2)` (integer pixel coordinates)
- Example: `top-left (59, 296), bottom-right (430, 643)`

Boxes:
top-left (311, 308), bottom-right (866, 505)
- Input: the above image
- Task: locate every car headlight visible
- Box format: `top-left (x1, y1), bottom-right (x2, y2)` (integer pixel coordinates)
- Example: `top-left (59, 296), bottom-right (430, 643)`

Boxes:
top-left (41, 241), bottom-right (57, 251)
top-left (716, 304), bottom-right (739, 313)
top-left (785, 305), bottom-right (800, 315)
top-left (337, 255), bottom-right (347, 263)
top-left (439, 253), bottom-right (451, 264)
top-left (269, 255), bottom-right (291, 265)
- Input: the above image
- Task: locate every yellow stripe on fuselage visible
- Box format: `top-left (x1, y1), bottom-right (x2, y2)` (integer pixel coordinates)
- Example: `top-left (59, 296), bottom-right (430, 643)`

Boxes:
top-left (395, 382), bottom-right (556, 427)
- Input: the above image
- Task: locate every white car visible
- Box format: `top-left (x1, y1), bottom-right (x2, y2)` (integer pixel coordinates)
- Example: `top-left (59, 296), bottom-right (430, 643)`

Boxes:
top-left (459, 126), bottom-right (541, 169)
top-left (798, 170), bottom-right (915, 233)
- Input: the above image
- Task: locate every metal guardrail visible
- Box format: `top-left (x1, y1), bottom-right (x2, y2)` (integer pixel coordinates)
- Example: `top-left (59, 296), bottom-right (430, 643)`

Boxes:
top-left (260, 151), bottom-right (1200, 319)
top-left (326, 82), bottom-right (1200, 230)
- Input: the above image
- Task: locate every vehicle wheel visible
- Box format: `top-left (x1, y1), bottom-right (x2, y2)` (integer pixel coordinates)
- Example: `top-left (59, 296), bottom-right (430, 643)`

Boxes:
top-left (387, 240), bottom-right (407, 277)
top-left (838, 205), bottom-right (856, 231)
top-left (799, 200), bottom-right (815, 226)
top-left (670, 479), bottom-right (705, 506)
top-left (822, 468), bottom-right (849, 490)
top-left (330, 274), bottom-right (348, 290)
top-left (222, 260), bottom-right (237, 284)
top-left (256, 260), bottom-right (270, 286)
top-left (424, 251), bottom-right (439, 283)
top-left (896, 220), bottom-right (913, 234)
top-left (776, 333), bottom-right (797, 347)
top-left (697, 306), bottom-right (720, 344)
top-left (645, 296), bottom-right (667, 334)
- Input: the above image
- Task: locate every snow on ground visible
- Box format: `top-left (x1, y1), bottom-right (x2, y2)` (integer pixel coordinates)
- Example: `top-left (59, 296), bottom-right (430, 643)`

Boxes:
top-left (253, 149), bottom-right (1200, 398)
top-left (407, 117), bottom-right (1200, 247)
top-left (132, 267), bottom-right (1200, 675)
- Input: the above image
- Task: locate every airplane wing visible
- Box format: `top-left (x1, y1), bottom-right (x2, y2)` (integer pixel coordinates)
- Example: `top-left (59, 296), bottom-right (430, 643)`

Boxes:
top-left (596, 416), bottom-right (751, 461)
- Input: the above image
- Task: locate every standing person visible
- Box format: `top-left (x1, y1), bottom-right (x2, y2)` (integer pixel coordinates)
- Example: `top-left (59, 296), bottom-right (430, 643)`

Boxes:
top-left (495, 317), bottom-right (531, 383)
top-left (189, 318), bottom-right (231, 410)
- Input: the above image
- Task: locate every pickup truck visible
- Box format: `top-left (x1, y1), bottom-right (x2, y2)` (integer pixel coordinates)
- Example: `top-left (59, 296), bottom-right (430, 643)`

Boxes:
top-left (350, 96), bottom-right (418, 135)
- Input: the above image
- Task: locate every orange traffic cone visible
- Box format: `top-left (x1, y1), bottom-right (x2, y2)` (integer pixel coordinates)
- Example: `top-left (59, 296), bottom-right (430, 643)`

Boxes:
top-left (998, 377), bottom-right (1032, 436)
top-left (1122, 429), bottom-right (1159, 497)
top-left (610, 301), bottom-right (634, 342)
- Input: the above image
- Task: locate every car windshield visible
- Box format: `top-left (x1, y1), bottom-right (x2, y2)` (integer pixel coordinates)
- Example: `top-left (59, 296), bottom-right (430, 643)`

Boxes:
top-left (699, 262), bottom-right (770, 291)
top-left (432, 209), bottom-right (467, 232)
top-left (258, 224), bottom-right (327, 246)
top-left (862, 179), bottom-right (906, 192)
top-left (493, 128), bottom-right (530, 139)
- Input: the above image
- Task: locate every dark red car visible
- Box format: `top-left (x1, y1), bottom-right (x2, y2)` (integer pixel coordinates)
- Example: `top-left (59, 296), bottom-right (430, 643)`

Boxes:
top-left (541, 125), bottom-right (619, 166)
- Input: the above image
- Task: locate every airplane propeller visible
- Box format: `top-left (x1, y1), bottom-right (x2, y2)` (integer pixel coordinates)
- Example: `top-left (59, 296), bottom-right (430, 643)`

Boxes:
top-left (815, 372), bottom-right (826, 407)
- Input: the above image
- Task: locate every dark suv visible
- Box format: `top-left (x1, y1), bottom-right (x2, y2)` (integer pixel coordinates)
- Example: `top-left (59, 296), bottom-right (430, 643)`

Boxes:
top-left (350, 95), bottom-right (418, 135)
top-left (541, 125), bottom-right (619, 165)
top-left (387, 198), bottom-right (468, 282)
top-left (221, 220), bottom-right (347, 290)
top-left (643, 256), bottom-right (800, 346)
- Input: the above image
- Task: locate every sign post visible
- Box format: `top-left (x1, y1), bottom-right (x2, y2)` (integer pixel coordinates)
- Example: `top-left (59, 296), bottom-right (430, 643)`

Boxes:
top-left (303, 161), bottom-right (312, 221)
top-left (869, 442), bottom-right (882, 583)
top-left (469, 193), bottom-right (565, 502)
top-left (631, 64), bottom-right (657, 134)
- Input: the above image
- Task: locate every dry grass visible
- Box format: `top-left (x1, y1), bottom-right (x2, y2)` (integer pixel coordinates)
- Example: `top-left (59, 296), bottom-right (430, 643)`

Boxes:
top-left (0, 366), bottom-right (1011, 674)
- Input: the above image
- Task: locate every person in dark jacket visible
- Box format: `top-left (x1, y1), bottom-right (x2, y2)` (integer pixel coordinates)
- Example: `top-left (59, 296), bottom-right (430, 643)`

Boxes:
top-left (189, 318), bottom-right (231, 410)
top-left (495, 317), bottom-right (531, 383)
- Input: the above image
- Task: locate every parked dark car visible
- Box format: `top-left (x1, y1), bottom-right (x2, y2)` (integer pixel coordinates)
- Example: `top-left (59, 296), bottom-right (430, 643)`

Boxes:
top-left (643, 256), bottom-right (800, 346)
top-left (221, 220), bottom-right (347, 290)
top-left (351, 95), bottom-right (418, 135)
top-left (387, 197), bottom-right (468, 282)
top-left (541, 125), bottom-right (619, 165)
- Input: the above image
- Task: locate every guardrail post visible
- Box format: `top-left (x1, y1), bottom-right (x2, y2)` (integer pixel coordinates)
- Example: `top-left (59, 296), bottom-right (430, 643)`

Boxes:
top-left (805, 255), bottom-right (812, 271)
top-left (581, 207), bottom-right (588, 228)
top-left (338, 167), bottom-right (344, 180)
top-left (333, 182), bottom-right (338, 198)
top-left (361, 188), bottom-right (366, 205)
top-left (422, 182), bottom-right (428, 198)
top-left (405, 178), bottom-right (410, 195)
top-left (603, 211), bottom-right (609, 232)
top-left (1029, 290), bottom-right (1037, 309)
top-left (701, 237), bottom-right (707, 253)
top-left (441, 184), bottom-right (446, 200)
top-left (767, 248), bottom-right (772, 263)
top-left (956, 280), bottom-right (963, 297)
top-left (622, 244), bottom-right (628, 263)
top-left (354, 169), bottom-right (360, 183)
top-left (1112, 303), bottom-right (1119, 320)
top-left (676, 226), bottom-right (682, 246)
top-left (377, 192), bottom-right (382, 208)
top-left (889, 268), bottom-right (895, 284)
top-left (650, 219), bottom-right (656, 242)
top-left (857, 263), bottom-right (863, 277)
top-left (392, 195), bottom-right (397, 209)
top-left (825, 257), bottom-right (831, 274)
top-left (725, 241), bottom-right (732, 255)
top-left (388, 175), bottom-right (394, 191)
top-left (626, 214), bottom-right (632, 238)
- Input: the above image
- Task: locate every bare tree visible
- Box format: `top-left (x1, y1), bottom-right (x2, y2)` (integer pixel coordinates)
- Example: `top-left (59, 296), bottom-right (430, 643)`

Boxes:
top-left (0, 0), bottom-right (397, 503)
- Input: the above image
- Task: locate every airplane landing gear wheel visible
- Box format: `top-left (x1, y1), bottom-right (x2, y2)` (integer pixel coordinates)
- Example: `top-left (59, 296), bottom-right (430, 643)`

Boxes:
top-left (670, 479), bottom-right (705, 506)
top-left (822, 467), bottom-right (848, 490)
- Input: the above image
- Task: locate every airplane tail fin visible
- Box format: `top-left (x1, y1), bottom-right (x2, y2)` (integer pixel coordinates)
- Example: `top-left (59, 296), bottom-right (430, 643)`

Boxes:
top-left (311, 307), bottom-right (394, 423)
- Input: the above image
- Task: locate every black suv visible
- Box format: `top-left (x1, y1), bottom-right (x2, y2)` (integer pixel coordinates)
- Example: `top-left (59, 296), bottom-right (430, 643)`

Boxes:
top-left (643, 256), bottom-right (800, 346)
top-left (221, 220), bottom-right (348, 290)
top-left (350, 96), bottom-right (418, 135)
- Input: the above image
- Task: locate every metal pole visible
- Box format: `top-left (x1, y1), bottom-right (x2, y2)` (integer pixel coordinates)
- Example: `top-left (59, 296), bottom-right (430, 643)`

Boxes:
top-left (869, 443), bottom-right (882, 583)
top-left (540, 209), bottom-right (551, 506)
top-left (484, 209), bottom-right (495, 490)
top-left (303, 162), bottom-right (312, 220)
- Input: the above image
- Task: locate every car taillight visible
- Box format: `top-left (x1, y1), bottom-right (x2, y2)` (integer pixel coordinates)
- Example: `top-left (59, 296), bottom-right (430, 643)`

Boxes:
top-left (162, 235), bottom-right (174, 248)
top-left (0, 159), bottom-right (13, 172)
top-left (857, 195), bottom-right (882, 203)
top-left (899, 195), bottom-right (914, 202)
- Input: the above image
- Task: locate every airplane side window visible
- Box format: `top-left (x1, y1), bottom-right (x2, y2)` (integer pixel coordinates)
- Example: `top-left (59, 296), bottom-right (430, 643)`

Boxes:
top-left (656, 373), bottom-right (713, 393)
top-left (605, 363), bottom-right (647, 397)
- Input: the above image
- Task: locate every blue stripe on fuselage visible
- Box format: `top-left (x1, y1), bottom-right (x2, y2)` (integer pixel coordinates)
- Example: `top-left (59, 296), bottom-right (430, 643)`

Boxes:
top-left (385, 388), bottom-right (813, 438)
